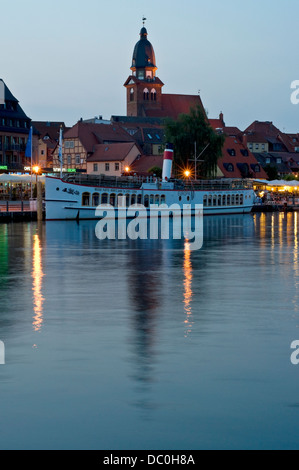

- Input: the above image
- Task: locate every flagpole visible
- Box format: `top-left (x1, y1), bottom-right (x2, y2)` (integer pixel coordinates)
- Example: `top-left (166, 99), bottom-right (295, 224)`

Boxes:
top-left (30, 126), bottom-right (33, 199)
top-left (59, 126), bottom-right (63, 179)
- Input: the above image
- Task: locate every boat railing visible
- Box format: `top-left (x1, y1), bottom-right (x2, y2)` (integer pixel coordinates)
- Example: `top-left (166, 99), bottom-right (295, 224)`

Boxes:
top-left (62, 174), bottom-right (253, 191)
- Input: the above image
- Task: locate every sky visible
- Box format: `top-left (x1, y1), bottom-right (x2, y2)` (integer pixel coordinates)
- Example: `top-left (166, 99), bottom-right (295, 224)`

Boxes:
top-left (2, 0), bottom-right (299, 132)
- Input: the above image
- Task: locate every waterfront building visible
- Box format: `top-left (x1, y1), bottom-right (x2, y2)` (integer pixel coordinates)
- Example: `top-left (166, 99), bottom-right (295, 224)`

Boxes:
top-left (0, 79), bottom-right (34, 172)
top-left (52, 120), bottom-right (135, 172)
top-left (243, 121), bottom-right (299, 177)
top-left (32, 121), bottom-right (67, 169)
top-left (209, 114), bottom-right (268, 180)
top-left (86, 142), bottom-right (141, 176)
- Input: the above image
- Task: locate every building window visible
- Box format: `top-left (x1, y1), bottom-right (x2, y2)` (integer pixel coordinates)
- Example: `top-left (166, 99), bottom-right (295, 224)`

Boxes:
top-left (115, 163), bottom-right (119, 171)
top-left (68, 155), bottom-right (71, 165)
top-left (105, 163), bottom-right (110, 172)
top-left (151, 89), bottom-right (157, 101)
top-left (93, 164), bottom-right (98, 172)
top-left (65, 141), bottom-right (75, 149)
top-left (143, 88), bottom-right (149, 101)
top-left (130, 88), bottom-right (134, 102)
top-left (75, 155), bottom-right (80, 165)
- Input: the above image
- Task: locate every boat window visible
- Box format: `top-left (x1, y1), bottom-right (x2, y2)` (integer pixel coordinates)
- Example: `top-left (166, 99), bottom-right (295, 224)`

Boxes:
top-left (82, 192), bottom-right (90, 206)
top-left (150, 194), bottom-right (154, 205)
top-left (161, 195), bottom-right (166, 205)
top-left (236, 194), bottom-right (239, 205)
top-left (227, 195), bottom-right (231, 206)
top-left (231, 194), bottom-right (235, 205)
top-left (126, 194), bottom-right (130, 207)
top-left (110, 193), bottom-right (116, 207)
top-left (144, 195), bottom-right (149, 208)
top-left (101, 193), bottom-right (108, 204)
top-left (155, 195), bottom-right (160, 205)
top-left (131, 194), bottom-right (137, 205)
top-left (92, 193), bottom-right (100, 207)
top-left (213, 195), bottom-right (217, 207)
top-left (218, 195), bottom-right (222, 206)
top-left (117, 194), bottom-right (124, 207)
top-left (240, 194), bottom-right (244, 205)
top-left (208, 195), bottom-right (212, 207)
top-left (203, 196), bottom-right (207, 207)
top-left (137, 194), bottom-right (143, 205)
top-left (222, 195), bottom-right (226, 206)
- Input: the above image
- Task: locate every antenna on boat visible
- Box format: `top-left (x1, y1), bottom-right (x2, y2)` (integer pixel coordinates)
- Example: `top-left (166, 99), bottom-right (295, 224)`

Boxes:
top-left (189, 142), bottom-right (209, 180)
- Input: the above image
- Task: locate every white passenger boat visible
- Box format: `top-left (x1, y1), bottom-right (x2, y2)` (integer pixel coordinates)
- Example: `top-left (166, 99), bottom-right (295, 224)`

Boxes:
top-left (45, 145), bottom-right (256, 220)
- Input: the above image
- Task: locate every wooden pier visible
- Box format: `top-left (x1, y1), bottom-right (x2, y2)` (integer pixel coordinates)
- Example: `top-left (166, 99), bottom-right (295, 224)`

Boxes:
top-left (0, 201), bottom-right (44, 222)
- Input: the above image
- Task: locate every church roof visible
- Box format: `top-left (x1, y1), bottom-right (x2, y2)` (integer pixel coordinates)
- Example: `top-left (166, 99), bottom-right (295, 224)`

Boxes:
top-left (131, 27), bottom-right (156, 70)
top-left (145, 94), bottom-right (206, 120)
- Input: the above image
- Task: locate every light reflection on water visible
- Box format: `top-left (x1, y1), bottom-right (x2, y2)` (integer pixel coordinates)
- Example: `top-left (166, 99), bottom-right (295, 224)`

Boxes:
top-left (0, 213), bottom-right (299, 449)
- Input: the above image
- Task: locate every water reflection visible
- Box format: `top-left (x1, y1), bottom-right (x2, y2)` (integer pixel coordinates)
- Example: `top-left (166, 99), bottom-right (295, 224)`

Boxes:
top-left (32, 228), bottom-right (44, 332)
top-left (183, 241), bottom-right (193, 337)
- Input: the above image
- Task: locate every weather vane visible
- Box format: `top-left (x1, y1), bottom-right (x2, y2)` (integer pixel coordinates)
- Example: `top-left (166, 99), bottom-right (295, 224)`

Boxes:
top-left (142, 17), bottom-right (147, 26)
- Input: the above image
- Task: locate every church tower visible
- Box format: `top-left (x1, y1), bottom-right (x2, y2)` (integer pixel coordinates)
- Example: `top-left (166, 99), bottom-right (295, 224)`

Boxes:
top-left (124, 22), bottom-right (164, 117)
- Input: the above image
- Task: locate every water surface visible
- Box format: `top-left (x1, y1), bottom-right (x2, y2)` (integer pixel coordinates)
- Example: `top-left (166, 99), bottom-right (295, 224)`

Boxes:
top-left (0, 213), bottom-right (299, 450)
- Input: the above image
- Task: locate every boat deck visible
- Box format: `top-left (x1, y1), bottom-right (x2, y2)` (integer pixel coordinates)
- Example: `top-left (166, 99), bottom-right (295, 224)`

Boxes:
top-left (61, 174), bottom-right (253, 191)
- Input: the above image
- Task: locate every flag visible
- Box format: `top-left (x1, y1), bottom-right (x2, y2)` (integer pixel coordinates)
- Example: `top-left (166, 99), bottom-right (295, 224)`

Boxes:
top-left (58, 127), bottom-right (63, 164)
top-left (25, 126), bottom-right (33, 158)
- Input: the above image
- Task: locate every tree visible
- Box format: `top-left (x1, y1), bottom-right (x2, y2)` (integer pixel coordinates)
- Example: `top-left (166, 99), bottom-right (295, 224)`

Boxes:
top-left (164, 105), bottom-right (225, 178)
top-left (263, 164), bottom-right (279, 181)
top-left (148, 166), bottom-right (162, 178)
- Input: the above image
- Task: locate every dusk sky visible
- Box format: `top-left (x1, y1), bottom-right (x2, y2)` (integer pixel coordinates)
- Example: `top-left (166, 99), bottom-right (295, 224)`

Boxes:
top-left (2, 0), bottom-right (299, 132)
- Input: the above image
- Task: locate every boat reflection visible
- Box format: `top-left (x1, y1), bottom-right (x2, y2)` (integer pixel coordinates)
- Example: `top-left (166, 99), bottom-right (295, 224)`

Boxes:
top-left (32, 229), bottom-right (44, 332)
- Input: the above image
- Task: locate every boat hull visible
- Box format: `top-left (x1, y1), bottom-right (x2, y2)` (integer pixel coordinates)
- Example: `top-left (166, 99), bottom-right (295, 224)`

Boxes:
top-left (45, 176), bottom-right (255, 220)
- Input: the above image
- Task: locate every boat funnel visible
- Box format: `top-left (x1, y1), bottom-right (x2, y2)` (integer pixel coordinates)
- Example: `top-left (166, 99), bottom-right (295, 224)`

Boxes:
top-left (162, 143), bottom-right (174, 181)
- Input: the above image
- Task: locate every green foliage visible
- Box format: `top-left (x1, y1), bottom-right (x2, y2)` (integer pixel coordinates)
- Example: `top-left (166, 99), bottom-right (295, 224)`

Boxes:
top-left (164, 105), bottom-right (225, 178)
top-left (263, 164), bottom-right (279, 181)
top-left (284, 173), bottom-right (296, 181)
top-left (148, 166), bottom-right (162, 178)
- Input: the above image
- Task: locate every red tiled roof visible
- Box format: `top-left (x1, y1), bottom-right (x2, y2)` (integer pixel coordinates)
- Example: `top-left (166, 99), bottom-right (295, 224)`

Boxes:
top-left (218, 136), bottom-right (268, 179)
top-left (244, 121), bottom-right (281, 137)
top-left (145, 94), bottom-right (206, 120)
top-left (131, 155), bottom-right (163, 174)
top-left (64, 121), bottom-right (134, 153)
top-left (87, 142), bottom-right (138, 162)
